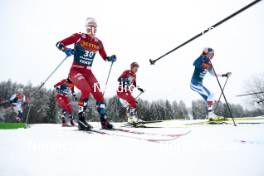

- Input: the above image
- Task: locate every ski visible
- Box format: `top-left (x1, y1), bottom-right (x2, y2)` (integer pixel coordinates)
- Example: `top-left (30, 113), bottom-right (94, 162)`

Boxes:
top-left (121, 123), bottom-right (161, 128)
top-left (136, 120), bottom-right (163, 124)
top-left (87, 129), bottom-right (190, 143)
top-left (121, 120), bottom-right (163, 128)
top-left (113, 128), bottom-right (191, 138)
top-left (186, 120), bottom-right (229, 126)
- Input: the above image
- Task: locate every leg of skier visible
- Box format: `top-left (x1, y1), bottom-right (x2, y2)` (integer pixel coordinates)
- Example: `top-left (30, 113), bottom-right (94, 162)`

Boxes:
top-left (117, 91), bottom-right (140, 124)
top-left (13, 104), bottom-right (23, 122)
top-left (55, 94), bottom-right (72, 127)
top-left (62, 96), bottom-right (76, 126)
top-left (69, 68), bottom-right (93, 130)
top-left (86, 70), bottom-right (113, 129)
top-left (190, 82), bottom-right (216, 120)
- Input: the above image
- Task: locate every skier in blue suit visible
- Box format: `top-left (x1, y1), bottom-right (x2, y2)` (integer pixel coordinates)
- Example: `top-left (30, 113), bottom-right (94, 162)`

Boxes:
top-left (190, 47), bottom-right (231, 119)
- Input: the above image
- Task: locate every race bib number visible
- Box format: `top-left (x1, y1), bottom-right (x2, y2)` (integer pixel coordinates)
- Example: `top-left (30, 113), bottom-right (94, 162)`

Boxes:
top-left (74, 45), bottom-right (96, 66)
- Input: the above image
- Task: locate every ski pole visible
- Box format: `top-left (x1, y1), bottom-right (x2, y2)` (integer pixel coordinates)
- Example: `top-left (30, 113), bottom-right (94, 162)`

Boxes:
top-left (135, 91), bottom-right (144, 99)
top-left (25, 56), bottom-right (69, 127)
top-left (149, 0), bottom-right (262, 65)
top-left (103, 62), bottom-right (114, 95)
top-left (236, 91), bottom-right (264, 97)
top-left (210, 62), bottom-right (236, 126)
top-left (214, 76), bottom-right (229, 111)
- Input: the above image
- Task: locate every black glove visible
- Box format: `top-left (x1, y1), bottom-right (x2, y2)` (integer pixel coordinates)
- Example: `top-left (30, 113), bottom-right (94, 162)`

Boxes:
top-left (106, 55), bottom-right (117, 63)
top-left (222, 72), bottom-right (232, 77)
top-left (137, 87), bottom-right (145, 93)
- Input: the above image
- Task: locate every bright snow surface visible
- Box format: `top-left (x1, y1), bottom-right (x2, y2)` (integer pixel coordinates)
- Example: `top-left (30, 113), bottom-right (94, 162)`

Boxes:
top-left (0, 120), bottom-right (264, 176)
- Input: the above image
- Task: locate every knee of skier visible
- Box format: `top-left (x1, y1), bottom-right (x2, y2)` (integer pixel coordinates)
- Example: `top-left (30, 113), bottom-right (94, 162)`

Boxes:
top-left (96, 102), bottom-right (106, 115)
top-left (130, 100), bottom-right (137, 109)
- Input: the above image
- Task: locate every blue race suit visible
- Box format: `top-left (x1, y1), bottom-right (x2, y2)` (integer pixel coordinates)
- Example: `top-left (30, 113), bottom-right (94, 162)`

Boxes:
top-left (190, 55), bottom-right (214, 101)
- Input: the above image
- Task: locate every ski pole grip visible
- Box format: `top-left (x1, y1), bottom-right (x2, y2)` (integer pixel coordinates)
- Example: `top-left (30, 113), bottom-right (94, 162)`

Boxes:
top-left (149, 59), bottom-right (156, 65)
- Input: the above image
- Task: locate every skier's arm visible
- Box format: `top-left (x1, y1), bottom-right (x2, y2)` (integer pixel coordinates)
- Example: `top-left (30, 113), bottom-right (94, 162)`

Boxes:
top-left (9, 94), bottom-right (17, 104)
top-left (10, 94), bottom-right (16, 102)
top-left (132, 78), bottom-right (137, 87)
top-left (56, 33), bottom-right (81, 57)
top-left (118, 71), bottom-right (128, 82)
top-left (56, 33), bottom-right (81, 50)
top-left (98, 41), bottom-right (107, 60)
top-left (209, 68), bottom-right (231, 78)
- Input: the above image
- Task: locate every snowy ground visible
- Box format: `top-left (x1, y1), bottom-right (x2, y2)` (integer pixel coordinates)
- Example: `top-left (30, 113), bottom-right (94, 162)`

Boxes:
top-left (0, 121), bottom-right (264, 176)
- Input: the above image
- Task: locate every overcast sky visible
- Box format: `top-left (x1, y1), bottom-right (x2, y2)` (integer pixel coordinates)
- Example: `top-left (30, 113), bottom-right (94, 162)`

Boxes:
top-left (0, 0), bottom-right (263, 107)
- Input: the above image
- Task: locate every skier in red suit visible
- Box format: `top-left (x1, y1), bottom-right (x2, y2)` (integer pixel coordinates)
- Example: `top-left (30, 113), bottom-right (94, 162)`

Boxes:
top-left (54, 78), bottom-right (77, 127)
top-left (117, 62), bottom-right (144, 124)
top-left (56, 17), bottom-right (116, 130)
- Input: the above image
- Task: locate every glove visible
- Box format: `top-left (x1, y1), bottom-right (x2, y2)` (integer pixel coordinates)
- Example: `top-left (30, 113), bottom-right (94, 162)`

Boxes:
top-left (106, 55), bottom-right (117, 63)
top-left (64, 48), bottom-right (74, 57)
top-left (137, 87), bottom-right (145, 93)
top-left (222, 72), bottom-right (232, 77)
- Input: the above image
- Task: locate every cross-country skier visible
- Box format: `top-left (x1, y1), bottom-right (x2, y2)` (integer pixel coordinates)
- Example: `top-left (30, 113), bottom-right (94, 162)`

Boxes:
top-left (56, 17), bottom-right (116, 130)
top-left (190, 47), bottom-right (231, 120)
top-left (9, 88), bottom-right (26, 122)
top-left (117, 62), bottom-right (145, 124)
top-left (54, 78), bottom-right (77, 127)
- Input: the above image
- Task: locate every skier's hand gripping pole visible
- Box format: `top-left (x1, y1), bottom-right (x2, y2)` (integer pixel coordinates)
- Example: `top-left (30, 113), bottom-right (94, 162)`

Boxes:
top-left (25, 56), bottom-right (69, 127)
top-left (149, 0), bottom-right (262, 65)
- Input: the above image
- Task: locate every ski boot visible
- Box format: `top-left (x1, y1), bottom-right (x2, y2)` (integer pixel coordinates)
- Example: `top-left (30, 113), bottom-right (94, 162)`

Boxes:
top-left (207, 111), bottom-right (217, 121)
top-left (127, 108), bottom-right (142, 125)
top-left (15, 117), bottom-right (21, 122)
top-left (62, 119), bottom-right (71, 127)
top-left (100, 117), bottom-right (113, 129)
top-left (78, 99), bottom-right (92, 130)
top-left (97, 102), bottom-right (113, 130)
top-left (68, 114), bottom-right (77, 127)
top-left (70, 119), bottom-right (77, 127)
top-left (78, 112), bottom-right (93, 131)
top-left (61, 112), bottom-right (71, 127)
top-left (207, 111), bottom-right (225, 124)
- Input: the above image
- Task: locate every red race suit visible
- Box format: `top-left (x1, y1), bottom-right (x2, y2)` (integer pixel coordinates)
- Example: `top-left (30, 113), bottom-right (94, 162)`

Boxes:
top-left (54, 79), bottom-right (75, 114)
top-left (57, 33), bottom-right (108, 105)
top-left (117, 70), bottom-right (137, 108)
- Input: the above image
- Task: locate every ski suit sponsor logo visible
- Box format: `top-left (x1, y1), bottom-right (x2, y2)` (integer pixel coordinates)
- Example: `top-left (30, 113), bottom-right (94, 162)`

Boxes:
top-left (79, 40), bottom-right (99, 51)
